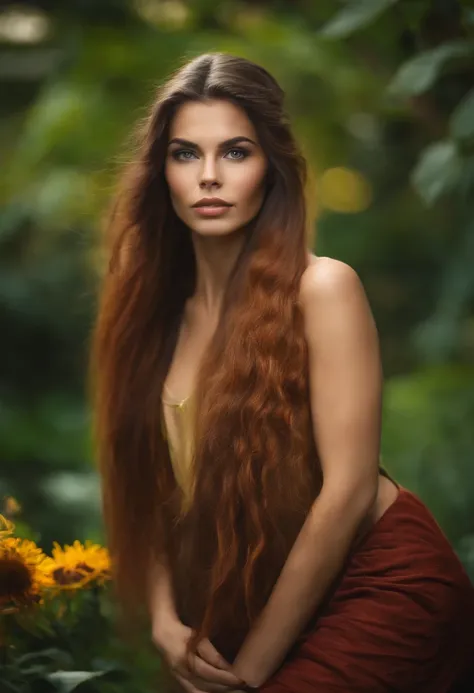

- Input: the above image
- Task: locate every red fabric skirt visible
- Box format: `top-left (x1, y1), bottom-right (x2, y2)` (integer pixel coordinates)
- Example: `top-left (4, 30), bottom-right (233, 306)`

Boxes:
top-left (261, 486), bottom-right (474, 693)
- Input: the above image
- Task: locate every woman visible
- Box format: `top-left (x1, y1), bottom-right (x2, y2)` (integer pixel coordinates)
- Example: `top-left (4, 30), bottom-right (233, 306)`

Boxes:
top-left (91, 53), bottom-right (474, 692)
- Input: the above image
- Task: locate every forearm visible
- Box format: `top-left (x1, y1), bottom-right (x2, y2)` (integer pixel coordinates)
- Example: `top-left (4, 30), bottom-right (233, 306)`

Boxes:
top-left (232, 485), bottom-right (375, 687)
top-left (148, 553), bottom-right (179, 636)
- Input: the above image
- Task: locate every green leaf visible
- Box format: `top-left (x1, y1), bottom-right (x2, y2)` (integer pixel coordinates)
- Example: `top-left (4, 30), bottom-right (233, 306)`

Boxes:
top-left (13, 609), bottom-right (56, 638)
top-left (411, 140), bottom-right (462, 205)
top-left (47, 670), bottom-right (107, 692)
top-left (450, 88), bottom-right (474, 142)
top-left (414, 219), bottom-right (474, 361)
top-left (388, 42), bottom-right (474, 97)
top-left (0, 682), bottom-right (23, 692)
top-left (15, 649), bottom-right (74, 673)
top-left (15, 649), bottom-right (68, 666)
top-left (465, 9), bottom-right (474, 27)
top-left (320, 0), bottom-right (399, 38)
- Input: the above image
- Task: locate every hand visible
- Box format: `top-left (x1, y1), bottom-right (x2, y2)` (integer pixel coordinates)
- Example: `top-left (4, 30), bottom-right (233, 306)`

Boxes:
top-left (153, 618), bottom-right (245, 692)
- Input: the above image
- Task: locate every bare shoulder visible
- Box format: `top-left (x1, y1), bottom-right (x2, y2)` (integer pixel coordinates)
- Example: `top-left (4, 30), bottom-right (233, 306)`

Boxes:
top-left (299, 254), bottom-right (364, 308)
top-left (298, 254), bottom-right (377, 347)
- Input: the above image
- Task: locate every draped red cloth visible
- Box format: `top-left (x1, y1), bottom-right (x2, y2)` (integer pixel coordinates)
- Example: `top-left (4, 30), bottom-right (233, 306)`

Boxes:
top-left (261, 486), bottom-right (474, 693)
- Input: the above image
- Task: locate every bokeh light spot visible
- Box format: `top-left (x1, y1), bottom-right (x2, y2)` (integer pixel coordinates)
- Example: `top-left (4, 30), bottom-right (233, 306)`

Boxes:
top-left (319, 167), bottom-right (372, 214)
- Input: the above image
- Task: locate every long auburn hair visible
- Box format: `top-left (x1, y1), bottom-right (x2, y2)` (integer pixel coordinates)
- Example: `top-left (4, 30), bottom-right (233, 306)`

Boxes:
top-left (90, 52), bottom-right (322, 657)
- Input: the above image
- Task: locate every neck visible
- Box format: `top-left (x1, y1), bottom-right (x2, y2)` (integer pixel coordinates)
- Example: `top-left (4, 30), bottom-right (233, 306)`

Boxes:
top-left (190, 227), bottom-right (247, 316)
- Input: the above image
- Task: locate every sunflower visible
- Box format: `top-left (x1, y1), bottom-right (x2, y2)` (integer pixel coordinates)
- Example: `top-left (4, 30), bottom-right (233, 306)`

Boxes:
top-left (0, 537), bottom-right (54, 613)
top-left (48, 540), bottom-right (111, 589)
top-left (0, 513), bottom-right (15, 538)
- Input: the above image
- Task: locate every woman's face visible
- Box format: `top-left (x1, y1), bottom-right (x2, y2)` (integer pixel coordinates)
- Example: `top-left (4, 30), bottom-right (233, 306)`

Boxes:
top-left (165, 99), bottom-right (268, 237)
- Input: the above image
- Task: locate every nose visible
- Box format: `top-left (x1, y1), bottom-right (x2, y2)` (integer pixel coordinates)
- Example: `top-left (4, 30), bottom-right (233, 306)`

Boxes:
top-left (199, 155), bottom-right (221, 189)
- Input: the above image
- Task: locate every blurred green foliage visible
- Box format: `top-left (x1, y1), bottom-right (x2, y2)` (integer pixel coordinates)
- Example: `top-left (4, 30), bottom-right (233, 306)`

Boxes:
top-left (1, 0), bottom-right (473, 628)
top-left (1, 580), bottom-right (161, 692)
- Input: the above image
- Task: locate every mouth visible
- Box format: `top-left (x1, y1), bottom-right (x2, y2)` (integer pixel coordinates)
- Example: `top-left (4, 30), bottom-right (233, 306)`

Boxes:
top-left (193, 205), bottom-right (233, 217)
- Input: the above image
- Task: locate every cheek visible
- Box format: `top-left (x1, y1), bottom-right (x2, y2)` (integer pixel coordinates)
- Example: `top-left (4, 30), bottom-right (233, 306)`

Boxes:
top-left (165, 164), bottom-right (190, 205)
top-left (234, 162), bottom-right (267, 207)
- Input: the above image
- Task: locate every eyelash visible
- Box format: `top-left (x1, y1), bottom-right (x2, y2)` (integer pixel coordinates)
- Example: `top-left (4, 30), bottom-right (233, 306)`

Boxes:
top-left (171, 148), bottom-right (250, 162)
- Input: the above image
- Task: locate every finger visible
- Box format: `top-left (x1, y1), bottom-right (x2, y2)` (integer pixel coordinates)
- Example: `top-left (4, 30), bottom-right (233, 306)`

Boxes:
top-left (174, 672), bottom-right (237, 693)
top-left (176, 661), bottom-right (242, 693)
top-left (174, 672), bottom-right (202, 693)
top-left (177, 674), bottom-right (238, 693)
top-left (196, 639), bottom-right (232, 670)
top-left (189, 656), bottom-right (244, 687)
top-left (192, 677), bottom-right (240, 693)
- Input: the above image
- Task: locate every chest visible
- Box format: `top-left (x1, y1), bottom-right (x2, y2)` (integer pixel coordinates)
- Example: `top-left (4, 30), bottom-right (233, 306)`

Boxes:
top-left (161, 315), bottom-right (217, 498)
top-left (163, 318), bottom-right (216, 403)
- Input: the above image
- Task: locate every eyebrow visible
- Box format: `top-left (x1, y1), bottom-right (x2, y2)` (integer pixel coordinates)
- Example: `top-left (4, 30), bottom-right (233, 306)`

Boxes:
top-left (168, 136), bottom-right (257, 149)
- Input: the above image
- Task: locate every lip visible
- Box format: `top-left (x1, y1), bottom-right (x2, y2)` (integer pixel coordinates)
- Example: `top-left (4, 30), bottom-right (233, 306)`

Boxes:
top-left (192, 197), bottom-right (233, 208)
top-left (193, 205), bottom-right (232, 217)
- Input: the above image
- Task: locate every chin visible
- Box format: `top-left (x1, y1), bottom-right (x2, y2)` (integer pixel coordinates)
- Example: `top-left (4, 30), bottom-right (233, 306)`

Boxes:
top-left (189, 221), bottom-right (245, 237)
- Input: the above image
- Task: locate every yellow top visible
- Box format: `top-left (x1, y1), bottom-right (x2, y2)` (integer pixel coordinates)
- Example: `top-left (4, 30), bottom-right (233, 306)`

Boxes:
top-left (161, 390), bottom-right (196, 511)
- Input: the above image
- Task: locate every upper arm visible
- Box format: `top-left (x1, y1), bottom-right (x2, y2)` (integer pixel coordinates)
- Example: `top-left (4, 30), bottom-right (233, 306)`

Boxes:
top-left (299, 257), bottom-right (382, 505)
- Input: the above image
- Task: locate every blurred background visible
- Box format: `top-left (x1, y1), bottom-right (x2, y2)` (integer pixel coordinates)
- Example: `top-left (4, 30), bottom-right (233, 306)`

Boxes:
top-left (1, 0), bottom-right (474, 587)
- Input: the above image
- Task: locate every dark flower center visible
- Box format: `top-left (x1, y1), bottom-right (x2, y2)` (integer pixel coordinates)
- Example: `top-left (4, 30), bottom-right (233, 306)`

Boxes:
top-left (52, 562), bottom-right (93, 585)
top-left (0, 558), bottom-right (32, 597)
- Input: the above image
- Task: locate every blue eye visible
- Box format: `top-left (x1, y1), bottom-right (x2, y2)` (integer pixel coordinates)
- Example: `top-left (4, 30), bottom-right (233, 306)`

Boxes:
top-left (226, 148), bottom-right (249, 160)
top-left (171, 148), bottom-right (250, 162)
top-left (227, 148), bottom-right (250, 161)
top-left (172, 150), bottom-right (196, 161)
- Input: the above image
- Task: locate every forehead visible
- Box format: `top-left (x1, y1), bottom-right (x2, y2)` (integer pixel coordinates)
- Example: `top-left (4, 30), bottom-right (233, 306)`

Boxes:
top-left (169, 98), bottom-right (257, 143)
